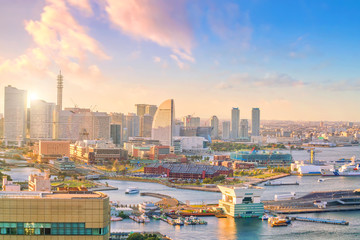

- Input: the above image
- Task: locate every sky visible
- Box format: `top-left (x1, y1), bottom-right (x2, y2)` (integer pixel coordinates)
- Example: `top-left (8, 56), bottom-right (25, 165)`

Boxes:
top-left (1, 0), bottom-right (360, 121)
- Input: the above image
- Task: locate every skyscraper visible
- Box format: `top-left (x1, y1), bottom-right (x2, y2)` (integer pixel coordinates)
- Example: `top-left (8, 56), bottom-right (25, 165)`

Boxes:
top-left (252, 108), bottom-right (260, 136)
top-left (4, 86), bottom-right (27, 146)
top-left (30, 99), bottom-right (55, 140)
top-left (57, 71), bottom-right (63, 112)
top-left (151, 99), bottom-right (174, 146)
top-left (240, 119), bottom-right (249, 139)
top-left (222, 121), bottom-right (230, 140)
top-left (110, 124), bottom-right (121, 146)
top-left (182, 115), bottom-right (200, 128)
top-left (210, 115), bottom-right (219, 139)
top-left (145, 105), bottom-right (158, 117)
top-left (125, 113), bottom-right (140, 137)
top-left (140, 114), bottom-right (153, 137)
top-left (135, 104), bottom-right (147, 117)
top-left (231, 107), bottom-right (240, 140)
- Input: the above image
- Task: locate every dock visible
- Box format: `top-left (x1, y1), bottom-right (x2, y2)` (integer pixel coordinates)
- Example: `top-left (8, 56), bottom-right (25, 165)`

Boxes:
top-left (291, 216), bottom-right (349, 225)
top-left (264, 181), bottom-right (299, 186)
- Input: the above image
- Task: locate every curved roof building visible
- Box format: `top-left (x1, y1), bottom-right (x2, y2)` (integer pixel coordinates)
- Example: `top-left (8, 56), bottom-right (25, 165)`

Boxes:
top-left (151, 99), bottom-right (174, 146)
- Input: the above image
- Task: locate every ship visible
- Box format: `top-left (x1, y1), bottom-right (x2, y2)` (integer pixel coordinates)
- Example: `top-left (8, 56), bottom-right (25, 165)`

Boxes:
top-left (125, 187), bottom-right (139, 194)
top-left (321, 162), bottom-right (360, 176)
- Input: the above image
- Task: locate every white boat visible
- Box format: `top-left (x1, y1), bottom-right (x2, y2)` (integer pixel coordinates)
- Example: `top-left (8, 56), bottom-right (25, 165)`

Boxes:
top-left (140, 214), bottom-right (150, 223)
top-left (125, 187), bottom-right (139, 194)
top-left (110, 216), bottom-right (123, 221)
top-left (317, 179), bottom-right (325, 182)
top-left (321, 161), bottom-right (360, 176)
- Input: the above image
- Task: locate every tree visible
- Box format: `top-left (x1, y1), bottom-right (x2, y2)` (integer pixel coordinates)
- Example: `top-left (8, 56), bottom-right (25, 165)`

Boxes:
top-left (127, 233), bottom-right (145, 240)
top-left (113, 160), bottom-right (120, 172)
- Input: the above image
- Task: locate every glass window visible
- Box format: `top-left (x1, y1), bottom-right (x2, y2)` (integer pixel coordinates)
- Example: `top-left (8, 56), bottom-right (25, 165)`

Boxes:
top-left (85, 228), bottom-right (92, 235)
top-left (92, 228), bottom-right (100, 235)
top-left (79, 228), bottom-right (85, 235)
top-left (58, 228), bottom-right (65, 235)
top-left (65, 228), bottom-right (71, 235)
top-left (45, 228), bottom-right (51, 235)
top-left (52, 228), bottom-right (58, 235)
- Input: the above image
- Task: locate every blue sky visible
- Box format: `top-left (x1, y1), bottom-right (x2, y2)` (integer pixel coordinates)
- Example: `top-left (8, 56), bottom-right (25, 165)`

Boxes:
top-left (1, 0), bottom-right (360, 121)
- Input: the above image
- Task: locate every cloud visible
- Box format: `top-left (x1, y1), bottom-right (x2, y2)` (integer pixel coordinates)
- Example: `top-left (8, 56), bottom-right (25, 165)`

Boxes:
top-left (217, 72), bottom-right (304, 90)
top-left (170, 54), bottom-right (186, 69)
top-left (317, 79), bottom-right (360, 91)
top-left (66, 0), bottom-right (93, 16)
top-left (104, 0), bottom-right (193, 53)
top-left (0, 0), bottom-right (109, 85)
top-left (153, 56), bottom-right (161, 63)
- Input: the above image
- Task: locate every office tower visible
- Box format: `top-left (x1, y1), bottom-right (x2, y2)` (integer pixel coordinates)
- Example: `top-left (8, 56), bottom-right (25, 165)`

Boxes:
top-left (152, 99), bottom-right (174, 146)
top-left (145, 105), bottom-right (158, 117)
top-left (0, 114), bottom-right (4, 139)
top-left (0, 191), bottom-right (110, 239)
top-left (182, 115), bottom-right (200, 128)
top-left (125, 113), bottom-right (140, 137)
top-left (30, 99), bottom-right (55, 140)
top-left (4, 86), bottom-right (27, 146)
top-left (135, 104), bottom-right (147, 117)
top-left (252, 108), bottom-right (260, 136)
top-left (57, 71), bottom-right (63, 111)
top-left (140, 114), bottom-right (153, 137)
top-left (231, 107), bottom-right (240, 140)
top-left (196, 127), bottom-right (212, 142)
top-left (240, 119), bottom-right (249, 138)
top-left (110, 124), bottom-right (121, 146)
top-left (210, 115), bottom-right (219, 139)
top-left (222, 121), bottom-right (230, 139)
top-left (56, 108), bottom-right (110, 140)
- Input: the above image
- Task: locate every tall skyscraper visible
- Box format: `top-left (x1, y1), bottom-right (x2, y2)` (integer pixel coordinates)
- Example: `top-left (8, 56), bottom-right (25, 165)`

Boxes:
top-left (110, 124), bottom-right (122, 146)
top-left (240, 119), bottom-right (249, 139)
top-left (231, 107), bottom-right (240, 140)
top-left (135, 104), bottom-right (147, 117)
top-left (4, 86), bottom-right (27, 146)
top-left (210, 115), bottom-right (219, 139)
top-left (252, 108), bottom-right (260, 136)
top-left (222, 121), bottom-right (230, 140)
top-left (152, 99), bottom-right (174, 146)
top-left (125, 113), bottom-right (140, 137)
top-left (145, 105), bottom-right (158, 117)
top-left (182, 115), bottom-right (200, 128)
top-left (57, 71), bottom-right (63, 112)
top-left (140, 114), bottom-right (153, 137)
top-left (30, 99), bottom-right (55, 140)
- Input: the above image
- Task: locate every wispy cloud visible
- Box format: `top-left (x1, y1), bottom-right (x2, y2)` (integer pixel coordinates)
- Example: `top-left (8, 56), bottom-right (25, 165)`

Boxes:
top-left (104, 0), bottom-right (195, 68)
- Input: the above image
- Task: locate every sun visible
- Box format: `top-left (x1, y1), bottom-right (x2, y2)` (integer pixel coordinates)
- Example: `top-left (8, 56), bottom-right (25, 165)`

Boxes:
top-left (29, 92), bottom-right (38, 101)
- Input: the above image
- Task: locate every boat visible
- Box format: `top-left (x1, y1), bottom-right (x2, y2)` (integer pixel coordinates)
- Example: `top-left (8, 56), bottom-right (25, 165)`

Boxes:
top-left (110, 216), bottom-right (123, 221)
top-left (261, 214), bottom-right (270, 221)
top-left (321, 161), bottom-right (360, 176)
top-left (268, 217), bottom-right (288, 227)
top-left (173, 218), bottom-right (184, 226)
top-left (152, 215), bottom-right (161, 220)
top-left (317, 178), bottom-right (325, 182)
top-left (140, 214), bottom-right (150, 223)
top-left (125, 187), bottom-right (139, 194)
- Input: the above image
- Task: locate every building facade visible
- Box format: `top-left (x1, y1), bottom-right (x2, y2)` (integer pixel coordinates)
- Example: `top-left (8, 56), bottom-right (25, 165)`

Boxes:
top-left (231, 108), bottom-right (240, 140)
top-left (151, 99), bottom-right (175, 146)
top-left (110, 124), bottom-right (122, 146)
top-left (222, 121), bottom-right (231, 140)
top-left (210, 115), bottom-right (219, 139)
top-left (0, 191), bottom-right (110, 239)
top-left (38, 141), bottom-right (70, 163)
top-left (240, 119), bottom-right (249, 139)
top-left (140, 114), bottom-right (153, 137)
top-left (4, 86), bottom-right (27, 146)
top-left (30, 99), bottom-right (55, 140)
top-left (251, 108), bottom-right (260, 136)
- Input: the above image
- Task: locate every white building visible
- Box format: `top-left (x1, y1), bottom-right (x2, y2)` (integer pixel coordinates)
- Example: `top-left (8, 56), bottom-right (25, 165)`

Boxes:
top-left (30, 99), bottom-right (55, 140)
top-left (151, 99), bottom-right (174, 146)
top-left (222, 121), bottom-right (230, 140)
top-left (4, 86), bottom-right (27, 146)
top-left (210, 115), bottom-right (219, 139)
top-left (240, 119), bottom-right (249, 139)
top-left (173, 136), bottom-right (207, 151)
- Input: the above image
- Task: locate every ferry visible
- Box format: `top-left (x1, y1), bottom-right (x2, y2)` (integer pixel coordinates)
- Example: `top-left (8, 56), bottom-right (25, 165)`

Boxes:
top-left (321, 162), bottom-right (360, 176)
top-left (110, 216), bottom-right (123, 221)
top-left (125, 187), bottom-right (139, 194)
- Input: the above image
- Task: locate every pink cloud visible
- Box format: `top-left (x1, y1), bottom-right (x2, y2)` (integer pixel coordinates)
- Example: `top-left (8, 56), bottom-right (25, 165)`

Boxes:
top-left (104, 0), bottom-right (194, 60)
top-left (66, 0), bottom-right (93, 16)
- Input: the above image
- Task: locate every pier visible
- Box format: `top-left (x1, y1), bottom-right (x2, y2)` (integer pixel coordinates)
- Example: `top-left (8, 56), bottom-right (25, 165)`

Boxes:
top-left (291, 216), bottom-right (349, 225)
top-left (264, 181), bottom-right (299, 186)
top-left (140, 192), bottom-right (173, 199)
top-left (141, 192), bottom-right (180, 207)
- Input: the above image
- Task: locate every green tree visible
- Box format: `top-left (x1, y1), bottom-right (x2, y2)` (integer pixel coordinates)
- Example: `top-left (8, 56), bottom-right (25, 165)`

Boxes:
top-left (127, 233), bottom-right (145, 240)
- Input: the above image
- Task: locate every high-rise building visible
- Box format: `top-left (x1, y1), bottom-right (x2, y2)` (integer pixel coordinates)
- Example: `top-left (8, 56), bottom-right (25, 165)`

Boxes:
top-left (222, 121), bottom-right (230, 139)
top-left (30, 99), bottom-right (55, 140)
top-left (240, 119), bottom-right (249, 139)
top-left (125, 113), bottom-right (140, 137)
top-left (182, 115), bottom-right (200, 128)
top-left (56, 71), bottom-right (63, 112)
top-left (251, 108), bottom-right (260, 136)
top-left (4, 86), bottom-right (27, 146)
top-left (140, 114), bottom-right (153, 137)
top-left (110, 112), bottom-right (126, 142)
top-left (152, 99), bottom-right (174, 146)
top-left (231, 108), bottom-right (240, 140)
top-left (196, 127), bottom-right (212, 142)
top-left (135, 104), bottom-right (147, 117)
top-left (110, 124), bottom-right (121, 146)
top-left (56, 108), bottom-right (110, 141)
top-left (145, 105), bottom-right (157, 117)
top-left (210, 115), bottom-right (219, 139)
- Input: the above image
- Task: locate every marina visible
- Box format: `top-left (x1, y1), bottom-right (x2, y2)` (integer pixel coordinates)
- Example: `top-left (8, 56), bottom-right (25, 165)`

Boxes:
top-left (291, 216), bottom-right (349, 225)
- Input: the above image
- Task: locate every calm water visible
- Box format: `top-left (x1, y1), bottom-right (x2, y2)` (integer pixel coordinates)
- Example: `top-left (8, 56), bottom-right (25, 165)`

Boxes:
top-left (2, 147), bottom-right (360, 239)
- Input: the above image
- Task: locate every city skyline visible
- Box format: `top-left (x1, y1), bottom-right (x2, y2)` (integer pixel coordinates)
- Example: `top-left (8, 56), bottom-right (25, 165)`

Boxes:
top-left (1, 0), bottom-right (360, 121)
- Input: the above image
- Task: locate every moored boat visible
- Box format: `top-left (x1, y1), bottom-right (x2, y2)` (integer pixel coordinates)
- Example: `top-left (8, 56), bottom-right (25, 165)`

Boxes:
top-left (125, 187), bottom-right (139, 194)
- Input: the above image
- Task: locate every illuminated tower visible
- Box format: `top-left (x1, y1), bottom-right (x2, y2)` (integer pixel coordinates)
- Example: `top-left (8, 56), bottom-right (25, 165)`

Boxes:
top-left (57, 71), bottom-right (63, 111)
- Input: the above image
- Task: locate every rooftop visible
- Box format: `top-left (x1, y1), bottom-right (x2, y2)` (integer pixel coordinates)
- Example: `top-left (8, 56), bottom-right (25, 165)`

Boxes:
top-left (0, 191), bottom-right (107, 199)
